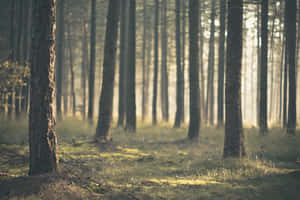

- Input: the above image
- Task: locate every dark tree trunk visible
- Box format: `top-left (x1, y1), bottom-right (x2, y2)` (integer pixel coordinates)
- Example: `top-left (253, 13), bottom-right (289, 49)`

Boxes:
top-left (259, 0), bottom-right (268, 135)
top-left (208, 0), bottom-right (216, 125)
top-left (95, 0), bottom-right (120, 141)
top-left (181, 0), bottom-right (186, 123)
top-left (81, 21), bottom-right (88, 120)
top-left (29, 0), bottom-right (58, 175)
top-left (7, 0), bottom-right (16, 120)
top-left (199, 0), bottom-right (205, 120)
top-left (88, 0), bottom-right (96, 123)
top-left (223, 0), bottom-right (245, 158)
top-left (142, 0), bottom-right (147, 122)
top-left (126, 0), bottom-right (136, 132)
top-left (160, 0), bottom-right (169, 122)
top-left (21, 0), bottom-right (31, 114)
top-left (286, 0), bottom-right (297, 135)
top-left (188, 0), bottom-right (200, 139)
top-left (118, 0), bottom-right (129, 126)
top-left (56, 0), bottom-right (64, 120)
top-left (67, 21), bottom-right (76, 117)
top-left (283, 2), bottom-right (288, 127)
top-left (174, 0), bottom-right (183, 128)
top-left (256, 4), bottom-right (261, 126)
top-left (217, 0), bottom-right (226, 127)
top-left (152, 0), bottom-right (159, 125)
top-left (15, 0), bottom-right (24, 119)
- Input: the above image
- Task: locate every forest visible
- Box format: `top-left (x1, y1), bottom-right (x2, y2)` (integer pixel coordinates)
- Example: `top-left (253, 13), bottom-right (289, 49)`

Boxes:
top-left (0, 0), bottom-right (300, 199)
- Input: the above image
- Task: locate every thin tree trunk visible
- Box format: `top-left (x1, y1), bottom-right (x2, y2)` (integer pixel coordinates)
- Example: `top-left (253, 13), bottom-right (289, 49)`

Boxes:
top-left (81, 22), bottom-right (88, 120)
top-left (118, 0), bottom-right (129, 126)
top-left (95, 0), bottom-right (120, 140)
top-left (188, 0), bottom-right (200, 139)
top-left (199, 1), bottom-right (205, 120)
top-left (142, 0), bottom-right (147, 122)
top-left (88, 0), bottom-right (96, 123)
top-left (181, 0), bottom-right (186, 123)
top-left (29, 0), bottom-right (58, 175)
top-left (160, 0), bottom-right (169, 122)
top-left (259, 0), bottom-right (268, 135)
top-left (152, 0), bottom-right (159, 125)
top-left (67, 21), bottom-right (76, 117)
top-left (256, 3), bottom-right (261, 126)
top-left (174, 0), bottom-right (183, 128)
top-left (217, 0), bottom-right (226, 127)
top-left (286, 0), bottom-right (297, 135)
top-left (125, 0), bottom-right (136, 132)
top-left (223, 0), bottom-right (245, 158)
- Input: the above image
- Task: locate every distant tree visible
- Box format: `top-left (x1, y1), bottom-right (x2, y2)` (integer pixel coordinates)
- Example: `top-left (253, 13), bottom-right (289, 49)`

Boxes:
top-left (118, 0), bottom-right (129, 126)
top-left (188, 0), bottom-right (200, 139)
top-left (205, 0), bottom-right (216, 125)
top-left (29, 0), bottom-right (58, 175)
top-left (56, 0), bottom-right (64, 120)
top-left (259, 0), bottom-right (268, 135)
top-left (142, 0), bottom-right (147, 121)
top-left (88, 0), bottom-right (96, 123)
top-left (174, 0), bottom-right (184, 128)
top-left (152, 0), bottom-right (159, 125)
top-left (286, 0), bottom-right (297, 135)
top-left (223, 0), bottom-right (246, 158)
top-left (81, 21), bottom-right (88, 120)
top-left (95, 0), bottom-right (120, 141)
top-left (160, 0), bottom-right (169, 122)
top-left (217, 0), bottom-right (226, 127)
top-left (126, 0), bottom-right (136, 132)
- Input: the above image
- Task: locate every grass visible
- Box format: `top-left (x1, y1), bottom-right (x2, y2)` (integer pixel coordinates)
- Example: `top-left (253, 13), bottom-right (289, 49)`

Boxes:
top-left (0, 118), bottom-right (300, 199)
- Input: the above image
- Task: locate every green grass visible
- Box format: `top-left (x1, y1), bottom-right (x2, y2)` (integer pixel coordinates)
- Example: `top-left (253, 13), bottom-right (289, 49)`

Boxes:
top-left (0, 118), bottom-right (300, 199)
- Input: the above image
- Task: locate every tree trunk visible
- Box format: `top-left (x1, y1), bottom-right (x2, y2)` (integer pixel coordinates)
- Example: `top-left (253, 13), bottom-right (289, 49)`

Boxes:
top-left (7, 0), bottom-right (16, 120)
top-left (181, 0), bottom-right (186, 123)
top-left (118, 0), bottom-right (129, 126)
top-left (259, 0), bottom-right (268, 135)
top-left (81, 22), bottom-right (88, 120)
top-left (88, 0), bottom-right (96, 123)
top-left (125, 0), bottom-right (137, 132)
top-left (174, 0), bottom-right (183, 128)
top-left (223, 0), bottom-right (245, 158)
top-left (217, 0), bottom-right (226, 127)
top-left (67, 21), bottom-right (76, 117)
top-left (256, 3), bottom-right (261, 126)
top-left (142, 0), bottom-right (147, 122)
top-left (95, 0), bottom-right (120, 141)
top-left (199, 0), bottom-right (205, 120)
top-left (29, 0), bottom-right (58, 175)
top-left (286, 0), bottom-right (297, 135)
top-left (188, 0), bottom-right (200, 139)
top-left (160, 0), bottom-right (169, 122)
top-left (56, 0), bottom-right (64, 120)
top-left (152, 0), bottom-right (159, 125)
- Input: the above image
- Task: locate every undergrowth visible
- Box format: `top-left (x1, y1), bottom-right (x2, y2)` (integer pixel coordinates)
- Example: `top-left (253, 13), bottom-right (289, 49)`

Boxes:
top-left (0, 118), bottom-right (300, 200)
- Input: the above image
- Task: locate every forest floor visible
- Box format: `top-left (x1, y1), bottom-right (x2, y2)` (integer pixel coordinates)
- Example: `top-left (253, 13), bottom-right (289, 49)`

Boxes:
top-left (0, 119), bottom-right (300, 200)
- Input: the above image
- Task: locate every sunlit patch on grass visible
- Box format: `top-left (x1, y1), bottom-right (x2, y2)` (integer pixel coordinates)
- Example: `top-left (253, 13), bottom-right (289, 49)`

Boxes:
top-left (147, 177), bottom-right (222, 187)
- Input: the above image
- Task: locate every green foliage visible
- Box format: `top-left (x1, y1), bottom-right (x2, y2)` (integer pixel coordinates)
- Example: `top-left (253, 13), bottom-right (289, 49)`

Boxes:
top-left (0, 121), bottom-right (300, 199)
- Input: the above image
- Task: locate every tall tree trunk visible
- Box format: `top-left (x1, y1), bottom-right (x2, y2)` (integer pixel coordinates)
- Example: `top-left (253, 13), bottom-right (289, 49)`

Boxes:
top-left (152, 0), bottom-right (159, 125)
top-left (15, 0), bottom-right (24, 119)
top-left (67, 21), bottom-right (76, 117)
top-left (56, 0), bottom-right (64, 120)
top-left (160, 0), bottom-right (169, 122)
top-left (8, 0), bottom-right (16, 120)
top-left (142, 0), bottom-right (147, 122)
top-left (126, 0), bottom-right (137, 132)
top-left (95, 0), bottom-right (120, 141)
top-left (174, 0), bottom-right (183, 128)
top-left (259, 0), bottom-right (268, 135)
top-left (81, 22), bottom-right (88, 120)
top-left (118, 0), bottom-right (129, 126)
top-left (21, 0), bottom-right (30, 114)
top-left (199, 1), bottom-right (205, 120)
top-left (217, 0), bottom-right (226, 127)
top-left (181, 0), bottom-right (186, 123)
top-left (256, 3), bottom-right (261, 126)
top-left (283, 2), bottom-right (288, 127)
top-left (286, 0), bottom-right (297, 135)
top-left (88, 0), bottom-right (96, 123)
top-left (29, 0), bottom-right (58, 175)
top-left (223, 0), bottom-right (245, 158)
top-left (206, 0), bottom-right (216, 125)
top-left (188, 0), bottom-right (200, 139)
